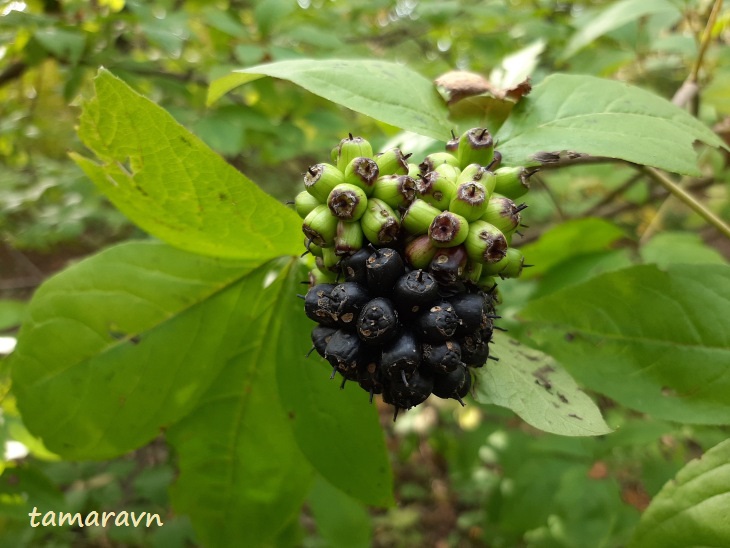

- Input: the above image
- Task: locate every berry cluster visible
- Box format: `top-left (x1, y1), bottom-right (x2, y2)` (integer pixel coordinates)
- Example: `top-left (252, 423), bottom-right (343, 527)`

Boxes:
top-left (295, 129), bottom-right (532, 417)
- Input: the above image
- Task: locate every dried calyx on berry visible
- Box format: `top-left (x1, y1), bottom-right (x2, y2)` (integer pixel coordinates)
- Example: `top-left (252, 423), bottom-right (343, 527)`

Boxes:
top-left (295, 128), bottom-right (534, 419)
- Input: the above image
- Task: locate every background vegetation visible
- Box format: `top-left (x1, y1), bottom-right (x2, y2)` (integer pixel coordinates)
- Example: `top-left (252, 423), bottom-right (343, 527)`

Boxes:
top-left (0, 0), bottom-right (728, 546)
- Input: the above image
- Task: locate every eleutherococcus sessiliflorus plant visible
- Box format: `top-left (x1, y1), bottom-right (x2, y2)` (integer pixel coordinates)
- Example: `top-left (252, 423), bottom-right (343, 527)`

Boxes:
top-left (295, 128), bottom-right (533, 419)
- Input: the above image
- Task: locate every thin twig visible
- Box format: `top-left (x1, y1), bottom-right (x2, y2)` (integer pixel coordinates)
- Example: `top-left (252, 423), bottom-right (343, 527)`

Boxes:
top-left (640, 166), bottom-right (730, 240)
top-left (672, 0), bottom-right (723, 108)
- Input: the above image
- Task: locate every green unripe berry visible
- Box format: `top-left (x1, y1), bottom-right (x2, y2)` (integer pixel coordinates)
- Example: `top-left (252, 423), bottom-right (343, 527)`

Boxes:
top-left (372, 175), bottom-right (418, 209)
top-left (302, 204), bottom-right (338, 247)
top-left (294, 190), bottom-right (320, 219)
top-left (404, 234), bottom-right (438, 269)
top-left (407, 163), bottom-right (421, 178)
top-left (493, 166), bottom-right (530, 199)
top-left (457, 127), bottom-right (494, 169)
top-left (335, 134), bottom-right (373, 171)
top-left (309, 267), bottom-right (337, 285)
top-left (327, 183), bottom-right (368, 222)
top-left (481, 195), bottom-right (522, 233)
top-left (497, 247), bottom-right (526, 279)
top-left (464, 220), bottom-right (508, 264)
top-left (303, 238), bottom-right (324, 257)
top-left (433, 163), bottom-right (461, 184)
top-left (449, 181), bottom-right (488, 222)
top-left (322, 245), bottom-right (340, 270)
top-left (402, 199), bottom-right (441, 235)
top-left (335, 220), bottom-right (364, 256)
top-left (464, 260), bottom-right (483, 283)
top-left (419, 152), bottom-right (459, 174)
top-left (304, 163), bottom-right (345, 202)
top-left (361, 198), bottom-right (400, 245)
top-left (457, 164), bottom-right (497, 195)
top-left (428, 211), bottom-right (469, 248)
top-left (375, 148), bottom-right (410, 176)
top-left (417, 171), bottom-right (455, 210)
top-left (344, 157), bottom-right (380, 196)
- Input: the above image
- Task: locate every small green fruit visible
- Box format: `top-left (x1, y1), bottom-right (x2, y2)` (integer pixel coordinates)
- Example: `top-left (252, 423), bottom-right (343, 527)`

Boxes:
top-left (457, 128), bottom-right (494, 169)
top-left (327, 183), bottom-right (368, 222)
top-left (304, 163), bottom-right (345, 202)
top-left (464, 220), bottom-right (508, 264)
top-left (294, 190), bottom-right (320, 219)
top-left (335, 134), bottom-right (373, 171)
top-left (361, 198), bottom-right (400, 245)
top-left (428, 211), bottom-right (469, 248)
top-left (302, 204), bottom-right (338, 247)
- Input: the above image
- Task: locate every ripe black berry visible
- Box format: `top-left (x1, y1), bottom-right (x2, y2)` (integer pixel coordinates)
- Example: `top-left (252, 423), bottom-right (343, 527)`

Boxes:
top-left (449, 291), bottom-right (486, 335)
top-left (421, 340), bottom-right (462, 375)
top-left (417, 301), bottom-right (461, 342)
top-left (393, 269), bottom-right (439, 315)
top-left (310, 325), bottom-right (337, 359)
top-left (340, 247), bottom-right (370, 285)
top-left (432, 364), bottom-right (470, 405)
top-left (303, 283), bottom-right (337, 327)
top-left (389, 370), bottom-right (433, 410)
top-left (356, 297), bottom-right (399, 345)
top-left (329, 282), bottom-right (370, 327)
top-left (380, 329), bottom-right (420, 380)
top-left (366, 247), bottom-right (405, 294)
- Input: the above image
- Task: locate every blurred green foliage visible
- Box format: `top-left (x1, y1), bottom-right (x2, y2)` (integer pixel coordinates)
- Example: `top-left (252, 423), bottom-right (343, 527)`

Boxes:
top-left (1, 0), bottom-right (729, 546)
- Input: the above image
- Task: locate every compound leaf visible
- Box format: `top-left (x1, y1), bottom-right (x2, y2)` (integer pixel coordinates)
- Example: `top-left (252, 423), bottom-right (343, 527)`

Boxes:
top-left (74, 68), bottom-right (301, 260)
top-left (521, 264), bottom-right (730, 424)
top-left (496, 74), bottom-right (724, 176)
top-left (472, 332), bottom-right (612, 436)
top-left (208, 59), bottom-right (452, 141)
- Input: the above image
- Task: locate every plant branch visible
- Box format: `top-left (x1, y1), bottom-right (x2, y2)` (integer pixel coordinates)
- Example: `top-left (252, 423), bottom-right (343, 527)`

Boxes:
top-left (529, 154), bottom-right (626, 171)
top-left (639, 166), bottom-right (730, 240)
top-left (672, 0), bottom-right (723, 108)
top-left (0, 61), bottom-right (29, 89)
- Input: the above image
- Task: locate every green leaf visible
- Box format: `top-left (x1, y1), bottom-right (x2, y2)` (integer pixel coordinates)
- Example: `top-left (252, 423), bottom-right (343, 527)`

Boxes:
top-left (561, 0), bottom-right (680, 59)
top-left (276, 263), bottom-right (394, 507)
top-left (33, 27), bottom-right (87, 65)
top-left (495, 74), bottom-right (724, 176)
top-left (472, 332), bottom-right (612, 436)
top-left (309, 476), bottom-right (373, 548)
top-left (208, 59), bottom-right (452, 141)
top-left (10, 240), bottom-right (263, 458)
top-left (521, 264), bottom-right (730, 424)
top-left (517, 218), bottom-right (627, 279)
top-left (531, 249), bottom-right (634, 299)
top-left (640, 231), bottom-right (727, 267)
top-left (167, 259), bottom-right (314, 547)
top-left (629, 438), bottom-right (730, 548)
top-left (74, 69), bottom-right (301, 260)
